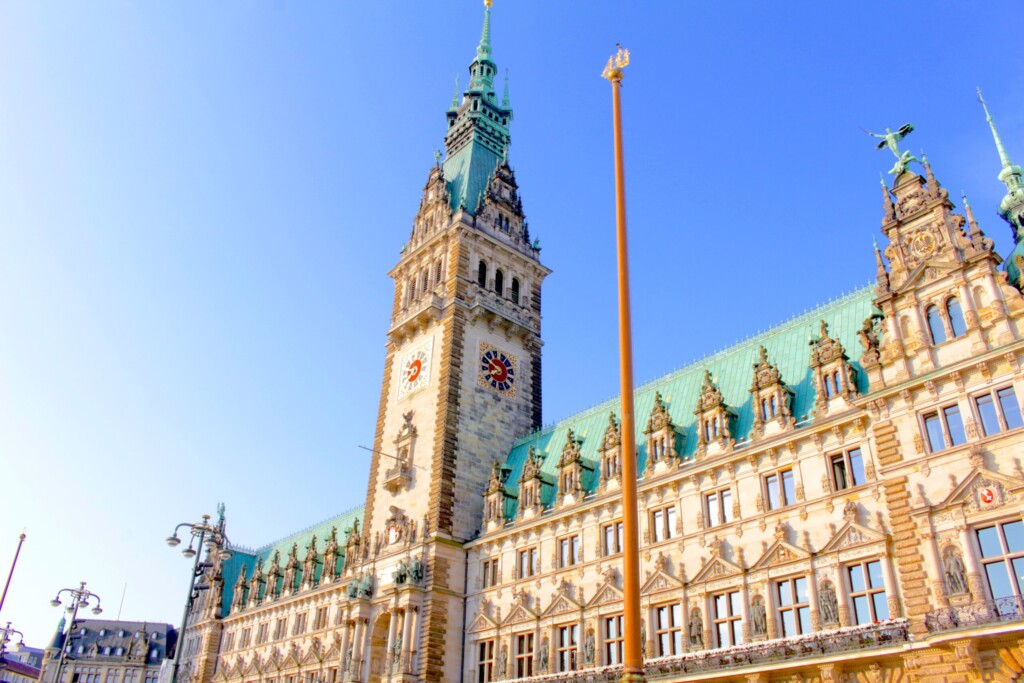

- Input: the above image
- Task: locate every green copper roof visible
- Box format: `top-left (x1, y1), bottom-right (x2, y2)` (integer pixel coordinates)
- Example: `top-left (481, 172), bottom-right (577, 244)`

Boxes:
top-left (441, 2), bottom-right (512, 213)
top-left (500, 286), bottom-right (879, 516)
top-left (220, 505), bottom-right (363, 616)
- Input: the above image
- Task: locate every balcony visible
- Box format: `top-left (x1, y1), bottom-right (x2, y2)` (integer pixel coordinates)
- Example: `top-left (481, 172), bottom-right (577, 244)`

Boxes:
top-left (925, 597), bottom-right (1024, 634)
top-left (501, 620), bottom-right (910, 683)
top-left (383, 461), bottom-right (411, 493)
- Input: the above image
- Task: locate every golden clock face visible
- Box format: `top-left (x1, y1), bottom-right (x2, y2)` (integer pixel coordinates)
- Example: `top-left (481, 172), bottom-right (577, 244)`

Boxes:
top-left (910, 231), bottom-right (937, 260)
top-left (478, 342), bottom-right (517, 397)
top-left (398, 338), bottom-right (433, 400)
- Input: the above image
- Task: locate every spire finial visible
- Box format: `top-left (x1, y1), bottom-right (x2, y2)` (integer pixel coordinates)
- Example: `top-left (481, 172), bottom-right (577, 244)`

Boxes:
top-left (477, 0), bottom-right (493, 60)
top-left (450, 74), bottom-right (460, 109)
top-left (978, 87), bottom-right (1013, 170)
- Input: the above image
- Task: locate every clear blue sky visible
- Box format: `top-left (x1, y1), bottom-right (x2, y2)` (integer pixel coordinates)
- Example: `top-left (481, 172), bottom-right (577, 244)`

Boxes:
top-left (1, 0), bottom-right (1021, 646)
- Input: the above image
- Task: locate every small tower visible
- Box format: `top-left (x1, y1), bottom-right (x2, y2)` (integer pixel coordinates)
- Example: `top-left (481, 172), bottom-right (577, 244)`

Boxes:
top-left (978, 89), bottom-right (1024, 284)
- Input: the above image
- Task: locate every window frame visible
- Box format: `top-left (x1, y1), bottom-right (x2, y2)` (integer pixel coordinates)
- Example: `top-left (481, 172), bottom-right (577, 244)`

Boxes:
top-left (650, 505), bottom-right (678, 543)
top-left (517, 547), bottom-right (539, 579)
top-left (482, 557), bottom-right (500, 588)
top-left (846, 559), bottom-right (889, 625)
top-left (603, 521), bottom-right (625, 556)
top-left (558, 535), bottom-right (581, 568)
top-left (764, 468), bottom-right (796, 511)
top-left (976, 520), bottom-right (1024, 602)
top-left (830, 447), bottom-right (866, 491)
top-left (775, 576), bottom-right (811, 638)
top-left (653, 603), bottom-right (683, 657)
top-left (514, 633), bottom-right (533, 679)
top-left (705, 488), bottom-right (735, 527)
top-left (921, 402), bottom-right (967, 452)
top-left (711, 590), bottom-right (744, 648)
top-left (556, 624), bottom-right (578, 673)
top-left (476, 639), bottom-right (495, 683)
top-left (974, 385), bottom-right (1024, 437)
top-left (603, 615), bottom-right (624, 666)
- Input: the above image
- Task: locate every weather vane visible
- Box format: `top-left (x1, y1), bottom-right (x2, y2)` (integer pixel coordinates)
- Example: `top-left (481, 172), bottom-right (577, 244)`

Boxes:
top-left (601, 44), bottom-right (630, 81)
top-left (863, 123), bottom-right (917, 175)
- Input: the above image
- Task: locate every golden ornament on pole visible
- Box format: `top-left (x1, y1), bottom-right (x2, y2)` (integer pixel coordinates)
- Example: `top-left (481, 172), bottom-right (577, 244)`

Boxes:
top-left (602, 44), bottom-right (646, 683)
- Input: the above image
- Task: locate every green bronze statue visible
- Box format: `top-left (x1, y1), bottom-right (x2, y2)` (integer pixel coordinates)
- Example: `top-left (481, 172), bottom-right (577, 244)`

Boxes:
top-left (864, 124), bottom-right (917, 175)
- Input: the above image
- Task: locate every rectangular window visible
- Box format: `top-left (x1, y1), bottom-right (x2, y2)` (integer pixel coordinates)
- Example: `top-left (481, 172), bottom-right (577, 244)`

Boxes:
top-left (557, 624), bottom-right (578, 672)
top-left (651, 506), bottom-right (678, 542)
top-left (705, 489), bottom-right (735, 527)
top-left (765, 469), bottom-right (796, 510)
top-left (977, 520), bottom-right (1024, 603)
top-left (476, 639), bottom-right (495, 683)
top-left (603, 615), bottom-right (624, 666)
top-left (975, 386), bottom-right (1024, 436)
top-left (848, 560), bottom-right (889, 625)
top-left (712, 591), bottom-right (743, 647)
top-left (517, 548), bottom-right (538, 578)
top-left (923, 403), bottom-right (968, 452)
top-left (240, 628), bottom-right (251, 648)
top-left (482, 558), bottom-right (499, 588)
top-left (558, 535), bottom-right (581, 568)
top-left (831, 448), bottom-right (866, 490)
top-left (314, 606), bottom-right (329, 631)
top-left (223, 633), bottom-right (235, 652)
top-left (603, 522), bottom-right (624, 556)
top-left (654, 603), bottom-right (683, 657)
top-left (514, 633), bottom-right (533, 679)
top-left (293, 612), bottom-right (307, 635)
top-left (256, 623), bottom-right (268, 644)
top-left (274, 618), bottom-right (287, 641)
top-left (775, 577), bottom-right (811, 637)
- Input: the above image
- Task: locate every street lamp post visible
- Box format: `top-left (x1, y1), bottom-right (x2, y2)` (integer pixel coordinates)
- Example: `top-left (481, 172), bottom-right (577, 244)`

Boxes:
top-left (49, 582), bottom-right (104, 683)
top-left (165, 515), bottom-right (232, 683)
top-left (0, 621), bottom-right (25, 659)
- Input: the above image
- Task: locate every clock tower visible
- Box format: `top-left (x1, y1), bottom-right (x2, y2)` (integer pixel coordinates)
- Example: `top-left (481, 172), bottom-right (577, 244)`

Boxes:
top-left (352, 3), bottom-right (549, 680)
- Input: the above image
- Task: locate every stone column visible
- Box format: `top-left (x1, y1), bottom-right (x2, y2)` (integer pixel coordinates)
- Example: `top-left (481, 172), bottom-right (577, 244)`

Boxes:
top-left (400, 607), bottom-right (414, 672)
top-left (880, 553), bottom-right (902, 619)
top-left (339, 619), bottom-right (352, 678)
top-left (958, 281), bottom-right (987, 351)
top-left (984, 272), bottom-right (1015, 344)
top-left (385, 609), bottom-right (398, 677)
top-left (959, 526), bottom-right (985, 601)
top-left (351, 618), bottom-right (366, 680)
top-left (739, 582), bottom-right (751, 643)
top-left (807, 571), bottom-right (821, 632)
top-left (921, 531), bottom-right (948, 610)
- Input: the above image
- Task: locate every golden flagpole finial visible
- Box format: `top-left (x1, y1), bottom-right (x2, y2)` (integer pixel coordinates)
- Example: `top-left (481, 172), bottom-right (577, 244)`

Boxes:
top-left (484, 0), bottom-right (492, 7)
top-left (601, 44), bottom-right (630, 81)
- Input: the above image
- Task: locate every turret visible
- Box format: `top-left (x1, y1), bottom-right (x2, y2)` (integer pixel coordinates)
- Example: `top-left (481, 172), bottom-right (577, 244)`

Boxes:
top-left (978, 89), bottom-right (1024, 284)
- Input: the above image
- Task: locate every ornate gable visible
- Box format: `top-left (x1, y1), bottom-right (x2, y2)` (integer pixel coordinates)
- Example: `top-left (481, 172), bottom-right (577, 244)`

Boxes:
top-left (556, 428), bottom-right (589, 503)
top-left (483, 461), bottom-right (511, 527)
top-left (749, 346), bottom-right (795, 437)
top-left (469, 612), bottom-right (499, 633)
top-left (542, 591), bottom-right (581, 618)
top-left (751, 540), bottom-right (811, 570)
top-left (694, 370), bottom-right (735, 458)
top-left (586, 582), bottom-right (624, 608)
top-left (819, 521), bottom-right (886, 554)
top-left (809, 320), bottom-right (858, 414)
top-left (644, 392), bottom-right (680, 472)
top-left (690, 556), bottom-right (744, 584)
top-left (598, 412), bottom-right (622, 489)
top-left (518, 446), bottom-right (546, 517)
top-left (502, 602), bottom-right (538, 627)
top-left (934, 466), bottom-right (1024, 515)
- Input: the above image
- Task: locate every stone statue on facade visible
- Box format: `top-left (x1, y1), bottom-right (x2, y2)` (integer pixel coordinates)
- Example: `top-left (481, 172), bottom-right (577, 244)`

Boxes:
top-left (496, 644), bottom-right (508, 678)
top-left (410, 556), bottom-right (424, 584)
top-left (303, 536), bottom-right (319, 586)
top-left (945, 548), bottom-right (969, 595)
top-left (390, 633), bottom-right (403, 674)
top-left (864, 124), bottom-right (917, 175)
top-left (583, 630), bottom-right (595, 665)
top-left (689, 609), bottom-right (703, 648)
top-left (750, 596), bottom-right (767, 636)
top-left (538, 637), bottom-right (549, 673)
top-left (266, 551), bottom-right (281, 600)
top-left (322, 527), bottom-right (339, 584)
top-left (283, 543), bottom-right (299, 593)
top-left (392, 558), bottom-right (409, 585)
top-left (820, 581), bottom-right (840, 624)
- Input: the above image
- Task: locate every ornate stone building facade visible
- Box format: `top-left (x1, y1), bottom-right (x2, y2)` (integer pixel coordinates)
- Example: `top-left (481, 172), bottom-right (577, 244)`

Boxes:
top-left (174, 5), bottom-right (1024, 683)
top-left (38, 619), bottom-right (175, 683)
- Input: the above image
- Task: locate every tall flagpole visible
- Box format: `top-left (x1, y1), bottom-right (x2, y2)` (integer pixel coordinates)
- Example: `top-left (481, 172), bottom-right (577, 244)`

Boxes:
top-left (0, 532), bottom-right (26, 617)
top-left (602, 46), bottom-right (645, 683)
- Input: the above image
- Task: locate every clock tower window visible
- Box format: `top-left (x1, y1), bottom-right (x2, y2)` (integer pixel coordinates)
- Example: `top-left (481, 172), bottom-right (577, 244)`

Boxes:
top-left (946, 297), bottom-right (967, 338)
top-left (495, 269), bottom-right (504, 296)
top-left (477, 260), bottom-right (488, 288)
top-left (926, 305), bottom-right (947, 345)
top-left (511, 278), bottom-right (520, 304)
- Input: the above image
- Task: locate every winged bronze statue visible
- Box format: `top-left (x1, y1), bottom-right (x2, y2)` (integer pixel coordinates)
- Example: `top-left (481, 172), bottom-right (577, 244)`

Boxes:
top-left (864, 124), bottom-right (917, 175)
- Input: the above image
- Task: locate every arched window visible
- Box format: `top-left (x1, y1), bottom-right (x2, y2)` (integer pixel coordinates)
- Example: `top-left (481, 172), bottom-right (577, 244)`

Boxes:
top-left (495, 269), bottom-right (504, 296)
top-left (477, 260), bottom-right (487, 287)
top-left (833, 371), bottom-right (843, 393)
top-left (926, 305), bottom-right (947, 344)
top-left (825, 375), bottom-right (835, 398)
top-left (770, 395), bottom-right (778, 417)
top-left (761, 399), bottom-right (769, 421)
top-left (947, 298), bottom-right (967, 338)
top-left (511, 277), bottom-right (520, 303)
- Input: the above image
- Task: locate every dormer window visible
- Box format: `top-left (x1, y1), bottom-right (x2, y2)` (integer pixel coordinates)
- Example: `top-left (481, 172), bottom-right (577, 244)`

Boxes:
top-left (694, 371), bottom-right (736, 458)
top-left (749, 346), bottom-right (795, 438)
top-left (810, 321), bottom-right (857, 415)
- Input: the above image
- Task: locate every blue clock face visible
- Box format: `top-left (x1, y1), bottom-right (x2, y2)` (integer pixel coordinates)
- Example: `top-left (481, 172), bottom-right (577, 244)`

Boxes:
top-left (479, 345), bottom-right (517, 396)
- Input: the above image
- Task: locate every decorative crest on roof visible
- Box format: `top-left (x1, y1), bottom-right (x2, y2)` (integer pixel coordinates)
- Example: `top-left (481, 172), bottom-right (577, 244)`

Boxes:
top-left (600, 412), bottom-right (621, 451)
top-left (558, 428), bottom-right (583, 467)
top-left (520, 445), bottom-right (545, 483)
top-left (644, 391), bottom-right (674, 434)
top-left (750, 346), bottom-right (783, 392)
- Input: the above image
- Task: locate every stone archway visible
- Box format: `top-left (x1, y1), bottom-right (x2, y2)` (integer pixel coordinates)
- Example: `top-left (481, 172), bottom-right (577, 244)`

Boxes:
top-left (367, 612), bottom-right (391, 683)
